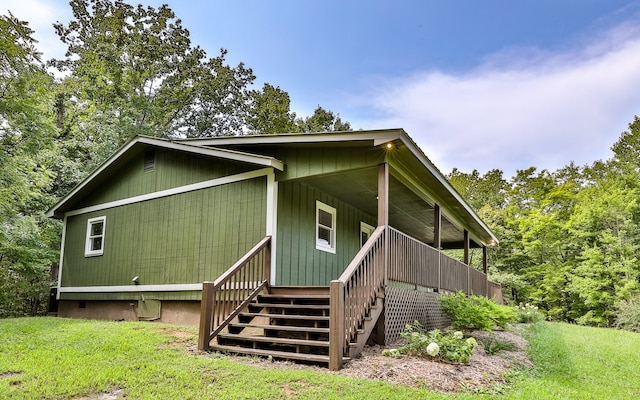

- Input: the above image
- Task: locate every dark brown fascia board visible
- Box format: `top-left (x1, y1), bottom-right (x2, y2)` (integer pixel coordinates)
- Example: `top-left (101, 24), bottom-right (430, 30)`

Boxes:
top-left (176, 129), bottom-right (405, 147)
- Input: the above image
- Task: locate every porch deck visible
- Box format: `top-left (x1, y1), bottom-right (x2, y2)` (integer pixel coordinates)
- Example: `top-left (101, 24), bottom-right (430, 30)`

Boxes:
top-left (198, 227), bottom-right (502, 370)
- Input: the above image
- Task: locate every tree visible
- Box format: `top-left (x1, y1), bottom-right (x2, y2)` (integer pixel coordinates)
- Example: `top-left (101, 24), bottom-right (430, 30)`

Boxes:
top-left (610, 116), bottom-right (640, 175)
top-left (295, 105), bottom-right (352, 132)
top-left (564, 174), bottom-right (640, 326)
top-left (247, 83), bottom-right (297, 134)
top-left (0, 13), bottom-right (60, 317)
top-left (52, 0), bottom-right (255, 142)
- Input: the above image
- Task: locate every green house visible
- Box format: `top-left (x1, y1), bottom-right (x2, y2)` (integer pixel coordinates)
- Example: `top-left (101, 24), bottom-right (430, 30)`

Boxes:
top-left (48, 129), bottom-right (500, 369)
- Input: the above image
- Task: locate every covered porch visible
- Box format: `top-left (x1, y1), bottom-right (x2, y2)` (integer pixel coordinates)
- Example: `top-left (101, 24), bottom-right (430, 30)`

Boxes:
top-left (198, 153), bottom-right (502, 370)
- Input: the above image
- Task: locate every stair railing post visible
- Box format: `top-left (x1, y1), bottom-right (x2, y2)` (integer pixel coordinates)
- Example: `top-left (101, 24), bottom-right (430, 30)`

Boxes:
top-left (329, 280), bottom-right (345, 371)
top-left (263, 238), bottom-right (272, 291)
top-left (198, 281), bottom-right (214, 351)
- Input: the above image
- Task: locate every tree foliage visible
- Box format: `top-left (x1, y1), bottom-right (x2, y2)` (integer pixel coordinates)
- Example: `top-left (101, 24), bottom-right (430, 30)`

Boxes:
top-left (0, 1), bottom-right (353, 317)
top-left (247, 83), bottom-right (297, 134)
top-left (53, 0), bottom-right (256, 141)
top-left (7, 1), bottom-right (637, 329)
top-left (295, 105), bottom-right (352, 133)
top-left (1, 13), bottom-right (60, 316)
top-left (449, 116), bottom-right (640, 327)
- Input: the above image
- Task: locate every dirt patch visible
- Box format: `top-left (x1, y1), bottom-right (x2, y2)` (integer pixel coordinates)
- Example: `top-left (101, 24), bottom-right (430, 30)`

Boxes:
top-left (72, 387), bottom-right (124, 400)
top-left (211, 327), bottom-right (533, 394)
top-left (0, 372), bottom-right (22, 379)
top-left (339, 329), bottom-right (533, 393)
top-left (0, 372), bottom-right (23, 386)
top-left (282, 382), bottom-right (295, 397)
top-left (156, 327), bottom-right (200, 354)
top-left (155, 326), bottom-right (196, 339)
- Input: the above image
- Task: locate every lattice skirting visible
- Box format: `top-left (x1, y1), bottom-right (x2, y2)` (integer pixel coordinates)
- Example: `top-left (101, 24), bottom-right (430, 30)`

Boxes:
top-left (384, 287), bottom-right (450, 345)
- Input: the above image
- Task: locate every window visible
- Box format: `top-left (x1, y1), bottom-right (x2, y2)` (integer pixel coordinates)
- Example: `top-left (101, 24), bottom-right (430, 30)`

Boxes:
top-left (360, 222), bottom-right (375, 247)
top-left (85, 216), bottom-right (106, 257)
top-left (316, 201), bottom-right (336, 253)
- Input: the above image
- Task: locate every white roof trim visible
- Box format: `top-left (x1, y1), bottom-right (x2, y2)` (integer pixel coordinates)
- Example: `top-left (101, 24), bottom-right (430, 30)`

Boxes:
top-left (58, 283), bottom-right (203, 293)
top-left (46, 135), bottom-right (283, 218)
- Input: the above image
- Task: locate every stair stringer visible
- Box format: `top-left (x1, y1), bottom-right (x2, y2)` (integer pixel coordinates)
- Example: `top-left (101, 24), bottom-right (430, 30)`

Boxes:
top-left (347, 296), bottom-right (384, 359)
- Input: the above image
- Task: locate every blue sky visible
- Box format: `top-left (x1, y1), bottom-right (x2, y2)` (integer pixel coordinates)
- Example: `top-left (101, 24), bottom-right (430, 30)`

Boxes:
top-left (6, 0), bottom-right (640, 176)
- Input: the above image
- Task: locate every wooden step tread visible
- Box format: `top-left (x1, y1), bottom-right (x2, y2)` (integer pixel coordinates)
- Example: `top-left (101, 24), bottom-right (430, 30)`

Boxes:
top-left (230, 323), bottom-right (329, 333)
top-left (217, 333), bottom-right (330, 347)
top-left (210, 344), bottom-right (334, 364)
top-left (239, 312), bottom-right (330, 321)
top-left (251, 302), bottom-right (330, 310)
top-left (259, 294), bottom-right (330, 300)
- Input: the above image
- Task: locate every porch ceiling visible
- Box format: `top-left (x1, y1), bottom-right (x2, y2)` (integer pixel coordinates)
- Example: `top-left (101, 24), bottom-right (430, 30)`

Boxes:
top-left (299, 168), bottom-right (477, 248)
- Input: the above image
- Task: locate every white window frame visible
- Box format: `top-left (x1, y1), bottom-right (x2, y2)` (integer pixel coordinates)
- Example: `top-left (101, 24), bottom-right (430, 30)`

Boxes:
top-left (360, 222), bottom-right (375, 247)
top-left (85, 216), bottom-right (106, 257)
top-left (316, 201), bottom-right (336, 254)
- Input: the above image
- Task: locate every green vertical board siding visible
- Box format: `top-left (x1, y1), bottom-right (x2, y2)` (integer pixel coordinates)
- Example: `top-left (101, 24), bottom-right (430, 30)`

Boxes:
top-left (274, 146), bottom-right (384, 180)
top-left (224, 145), bottom-right (385, 181)
top-left (76, 148), bottom-right (256, 209)
top-left (61, 176), bottom-right (267, 293)
top-left (276, 181), bottom-right (376, 286)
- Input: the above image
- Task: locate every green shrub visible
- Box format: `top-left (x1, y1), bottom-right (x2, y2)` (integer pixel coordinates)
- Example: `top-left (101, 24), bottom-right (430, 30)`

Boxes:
top-left (515, 303), bottom-right (545, 323)
top-left (615, 295), bottom-right (640, 333)
top-left (440, 291), bottom-right (517, 331)
top-left (383, 321), bottom-right (478, 364)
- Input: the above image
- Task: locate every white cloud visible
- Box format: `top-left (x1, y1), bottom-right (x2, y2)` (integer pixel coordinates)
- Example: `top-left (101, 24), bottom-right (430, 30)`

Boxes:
top-left (359, 20), bottom-right (640, 176)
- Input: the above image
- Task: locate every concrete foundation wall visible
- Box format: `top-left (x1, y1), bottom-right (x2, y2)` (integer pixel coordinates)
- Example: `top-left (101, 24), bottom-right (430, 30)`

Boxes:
top-left (58, 300), bottom-right (201, 326)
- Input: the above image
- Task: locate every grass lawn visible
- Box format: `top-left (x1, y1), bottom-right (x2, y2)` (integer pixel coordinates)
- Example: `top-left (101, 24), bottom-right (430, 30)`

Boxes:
top-left (0, 317), bottom-right (639, 399)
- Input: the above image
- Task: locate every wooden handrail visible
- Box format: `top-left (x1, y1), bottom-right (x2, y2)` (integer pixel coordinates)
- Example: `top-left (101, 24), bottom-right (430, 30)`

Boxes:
top-left (329, 226), bottom-right (386, 371)
top-left (198, 236), bottom-right (271, 351)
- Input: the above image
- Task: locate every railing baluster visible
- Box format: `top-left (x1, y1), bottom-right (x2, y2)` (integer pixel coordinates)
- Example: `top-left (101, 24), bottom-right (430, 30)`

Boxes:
top-left (198, 237), bottom-right (271, 351)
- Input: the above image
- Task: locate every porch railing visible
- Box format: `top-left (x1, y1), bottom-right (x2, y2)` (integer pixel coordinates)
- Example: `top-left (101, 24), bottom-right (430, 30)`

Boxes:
top-left (387, 228), bottom-right (497, 297)
top-left (488, 281), bottom-right (504, 303)
top-left (329, 226), bottom-right (386, 371)
top-left (198, 236), bottom-right (271, 351)
top-left (439, 253), bottom-right (469, 293)
top-left (387, 227), bottom-right (439, 288)
top-left (469, 268), bottom-right (488, 296)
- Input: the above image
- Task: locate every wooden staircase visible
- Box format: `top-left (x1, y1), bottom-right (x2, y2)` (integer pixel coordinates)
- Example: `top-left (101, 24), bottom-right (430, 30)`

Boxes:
top-left (209, 287), bottom-right (357, 366)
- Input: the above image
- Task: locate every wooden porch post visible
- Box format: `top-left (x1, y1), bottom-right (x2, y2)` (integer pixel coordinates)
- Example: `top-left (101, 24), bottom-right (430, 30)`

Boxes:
top-left (482, 246), bottom-right (488, 274)
top-left (377, 163), bottom-right (389, 344)
top-left (483, 246), bottom-right (489, 297)
top-left (463, 230), bottom-right (470, 265)
top-left (329, 280), bottom-right (345, 371)
top-left (433, 204), bottom-right (441, 250)
top-left (434, 204), bottom-right (441, 292)
top-left (378, 163), bottom-right (389, 226)
top-left (463, 230), bottom-right (471, 294)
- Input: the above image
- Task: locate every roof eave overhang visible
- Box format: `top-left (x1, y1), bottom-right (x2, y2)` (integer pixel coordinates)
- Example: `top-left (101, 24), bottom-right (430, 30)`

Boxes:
top-left (46, 135), bottom-right (284, 219)
top-left (181, 129), bottom-right (498, 246)
top-left (178, 129), bottom-right (405, 148)
top-left (394, 133), bottom-right (499, 247)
